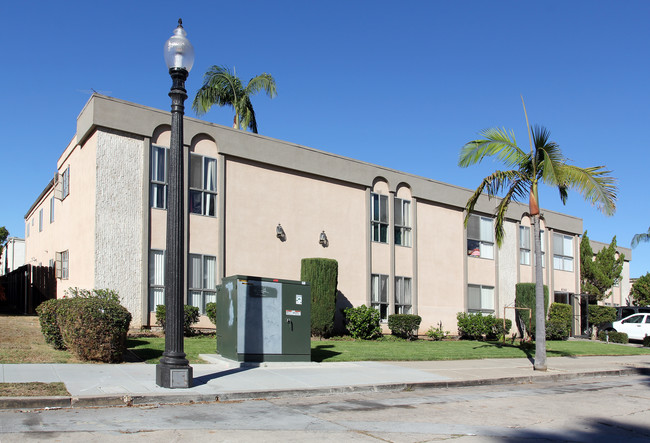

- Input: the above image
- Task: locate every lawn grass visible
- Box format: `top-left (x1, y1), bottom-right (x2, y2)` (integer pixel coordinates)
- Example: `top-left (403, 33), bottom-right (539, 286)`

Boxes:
top-left (127, 334), bottom-right (217, 364)
top-left (0, 382), bottom-right (70, 397)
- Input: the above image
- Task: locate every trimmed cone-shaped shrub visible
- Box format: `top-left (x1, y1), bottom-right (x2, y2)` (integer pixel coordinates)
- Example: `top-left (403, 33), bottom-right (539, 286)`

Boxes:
top-left (515, 283), bottom-right (549, 339)
top-left (301, 258), bottom-right (338, 338)
top-left (57, 297), bottom-right (132, 363)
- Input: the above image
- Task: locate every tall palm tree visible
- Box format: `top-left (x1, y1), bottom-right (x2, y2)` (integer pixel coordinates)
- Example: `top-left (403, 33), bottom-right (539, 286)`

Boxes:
top-left (459, 100), bottom-right (617, 371)
top-left (631, 227), bottom-right (650, 248)
top-left (192, 65), bottom-right (277, 133)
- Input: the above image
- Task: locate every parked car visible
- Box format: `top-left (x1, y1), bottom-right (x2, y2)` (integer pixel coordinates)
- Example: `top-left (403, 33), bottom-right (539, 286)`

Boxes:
top-left (598, 306), bottom-right (650, 333)
top-left (609, 313), bottom-right (650, 341)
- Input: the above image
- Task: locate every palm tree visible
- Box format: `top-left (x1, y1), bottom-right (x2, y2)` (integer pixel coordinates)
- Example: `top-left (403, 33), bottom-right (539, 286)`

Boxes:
top-left (631, 227), bottom-right (650, 248)
top-left (459, 99), bottom-right (617, 371)
top-left (192, 65), bottom-right (277, 133)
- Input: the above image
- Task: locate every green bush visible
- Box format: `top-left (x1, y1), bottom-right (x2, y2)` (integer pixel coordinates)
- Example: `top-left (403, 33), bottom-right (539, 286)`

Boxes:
top-left (301, 258), bottom-right (338, 338)
top-left (344, 305), bottom-right (381, 340)
top-left (65, 287), bottom-right (120, 303)
top-left (36, 298), bottom-right (67, 350)
top-left (388, 314), bottom-right (422, 340)
top-left (546, 303), bottom-right (572, 340)
top-left (643, 336), bottom-right (650, 348)
top-left (598, 330), bottom-right (628, 344)
top-left (426, 323), bottom-right (449, 341)
top-left (588, 305), bottom-right (617, 336)
top-left (515, 283), bottom-right (549, 338)
top-left (205, 302), bottom-right (217, 326)
top-left (456, 312), bottom-right (511, 340)
top-left (155, 304), bottom-right (201, 336)
top-left (57, 297), bottom-right (132, 362)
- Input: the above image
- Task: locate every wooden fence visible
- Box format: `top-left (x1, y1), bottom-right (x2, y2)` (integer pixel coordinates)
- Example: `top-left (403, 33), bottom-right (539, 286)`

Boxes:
top-left (0, 265), bottom-right (56, 314)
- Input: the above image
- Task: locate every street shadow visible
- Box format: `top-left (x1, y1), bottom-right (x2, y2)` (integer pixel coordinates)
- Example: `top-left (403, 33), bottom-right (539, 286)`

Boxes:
top-left (192, 365), bottom-right (257, 387)
top-left (492, 418), bottom-right (650, 441)
top-left (311, 344), bottom-right (342, 362)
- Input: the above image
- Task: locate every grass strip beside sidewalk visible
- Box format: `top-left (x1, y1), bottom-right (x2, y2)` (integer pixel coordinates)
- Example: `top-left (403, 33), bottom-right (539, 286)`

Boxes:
top-left (0, 382), bottom-right (70, 397)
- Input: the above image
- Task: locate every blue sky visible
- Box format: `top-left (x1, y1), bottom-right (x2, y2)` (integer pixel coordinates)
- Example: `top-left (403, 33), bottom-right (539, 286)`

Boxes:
top-left (2, 1), bottom-right (649, 278)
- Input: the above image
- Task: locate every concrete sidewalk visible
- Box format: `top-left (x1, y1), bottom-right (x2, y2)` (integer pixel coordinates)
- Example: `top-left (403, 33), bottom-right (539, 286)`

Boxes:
top-left (2, 354), bottom-right (650, 410)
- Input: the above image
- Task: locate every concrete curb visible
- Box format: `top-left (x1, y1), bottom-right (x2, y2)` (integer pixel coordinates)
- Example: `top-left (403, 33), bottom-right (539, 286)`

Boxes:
top-left (1, 366), bottom-right (646, 410)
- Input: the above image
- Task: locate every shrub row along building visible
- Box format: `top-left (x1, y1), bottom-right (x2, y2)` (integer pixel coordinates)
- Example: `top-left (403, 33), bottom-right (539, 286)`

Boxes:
top-left (24, 95), bottom-right (631, 334)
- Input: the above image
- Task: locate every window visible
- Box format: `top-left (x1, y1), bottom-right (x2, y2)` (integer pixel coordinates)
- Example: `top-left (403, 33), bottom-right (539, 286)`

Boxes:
top-left (395, 276), bottom-right (412, 314)
top-left (371, 193), bottom-right (388, 243)
top-left (189, 154), bottom-right (217, 216)
top-left (467, 215), bottom-right (494, 259)
top-left (50, 197), bottom-right (55, 223)
top-left (149, 250), bottom-right (165, 311)
top-left (188, 254), bottom-right (217, 314)
top-left (468, 284), bottom-right (494, 313)
top-left (371, 274), bottom-right (388, 321)
top-left (394, 198), bottom-right (412, 247)
top-left (39, 209), bottom-right (43, 232)
top-left (62, 166), bottom-right (70, 199)
top-left (55, 251), bottom-right (69, 280)
top-left (150, 145), bottom-right (168, 209)
top-left (553, 233), bottom-right (574, 271)
top-left (520, 226), bottom-right (530, 265)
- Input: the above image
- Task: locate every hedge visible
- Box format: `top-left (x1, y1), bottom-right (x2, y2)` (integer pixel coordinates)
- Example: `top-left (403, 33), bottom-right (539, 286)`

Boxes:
top-left (301, 258), bottom-right (338, 338)
top-left (388, 314), bottom-right (422, 340)
top-left (546, 303), bottom-right (572, 340)
top-left (598, 330), bottom-right (628, 344)
top-left (456, 312), bottom-right (512, 340)
top-left (155, 304), bottom-right (200, 336)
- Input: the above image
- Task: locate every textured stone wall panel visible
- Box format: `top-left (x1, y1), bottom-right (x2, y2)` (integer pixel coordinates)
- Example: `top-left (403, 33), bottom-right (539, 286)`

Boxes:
top-left (94, 129), bottom-right (145, 326)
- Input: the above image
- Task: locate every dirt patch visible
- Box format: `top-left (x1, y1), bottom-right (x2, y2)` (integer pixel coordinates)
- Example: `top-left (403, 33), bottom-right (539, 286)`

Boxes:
top-left (0, 382), bottom-right (70, 397)
top-left (0, 314), bottom-right (81, 363)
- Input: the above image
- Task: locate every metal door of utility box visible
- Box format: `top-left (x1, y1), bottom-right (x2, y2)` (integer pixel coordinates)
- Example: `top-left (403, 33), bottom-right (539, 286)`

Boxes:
top-left (216, 275), bottom-right (311, 362)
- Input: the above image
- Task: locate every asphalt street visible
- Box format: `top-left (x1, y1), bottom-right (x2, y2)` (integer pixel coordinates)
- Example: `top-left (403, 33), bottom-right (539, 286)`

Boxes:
top-left (2, 374), bottom-right (650, 442)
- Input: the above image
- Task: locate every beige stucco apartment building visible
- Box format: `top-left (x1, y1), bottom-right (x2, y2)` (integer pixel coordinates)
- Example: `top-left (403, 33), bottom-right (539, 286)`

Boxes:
top-left (24, 94), bottom-right (628, 333)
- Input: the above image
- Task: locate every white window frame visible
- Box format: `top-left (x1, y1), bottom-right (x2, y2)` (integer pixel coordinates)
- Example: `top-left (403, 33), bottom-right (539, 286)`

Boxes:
top-left (553, 233), bottom-right (574, 272)
top-left (188, 253), bottom-right (217, 314)
top-left (394, 276), bottom-right (412, 314)
top-left (62, 166), bottom-right (70, 199)
top-left (468, 284), bottom-right (494, 313)
top-left (467, 215), bottom-right (494, 259)
top-left (520, 226), bottom-right (531, 265)
top-left (189, 154), bottom-right (218, 217)
top-left (371, 193), bottom-right (389, 243)
top-left (56, 250), bottom-right (69, 280)
top-left (150, 145), bottom-right (168, 209)
top-left (149, 249), bottom-right (165, 311)
top-left (371, 273), bottom-right (389, 321)
top-left (394, 198), bottom-right (412, 247)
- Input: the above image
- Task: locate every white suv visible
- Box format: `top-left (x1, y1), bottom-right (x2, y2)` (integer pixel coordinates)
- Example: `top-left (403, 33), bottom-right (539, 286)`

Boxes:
top-left (612, 314), bottom-right (650, 341)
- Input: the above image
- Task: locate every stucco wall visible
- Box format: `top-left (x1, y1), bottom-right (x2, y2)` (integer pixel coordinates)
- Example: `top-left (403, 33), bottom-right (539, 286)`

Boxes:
top-left (94, 129), bottom-right (146, 325)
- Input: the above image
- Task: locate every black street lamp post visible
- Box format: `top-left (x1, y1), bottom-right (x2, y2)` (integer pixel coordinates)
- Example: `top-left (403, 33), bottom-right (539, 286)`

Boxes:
top-left (156, 19), bottom-right (195, 389)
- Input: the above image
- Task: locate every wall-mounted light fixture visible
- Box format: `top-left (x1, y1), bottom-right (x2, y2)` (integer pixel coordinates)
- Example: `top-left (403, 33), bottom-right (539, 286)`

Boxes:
top-left (276, 224), bottom-right (286, 241)
top-left (319, 230), bottom-right (328, 247)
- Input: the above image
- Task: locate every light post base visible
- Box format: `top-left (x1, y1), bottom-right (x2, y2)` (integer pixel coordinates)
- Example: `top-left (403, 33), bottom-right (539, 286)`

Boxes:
top-left (156, 363), bottom-right (193, 388)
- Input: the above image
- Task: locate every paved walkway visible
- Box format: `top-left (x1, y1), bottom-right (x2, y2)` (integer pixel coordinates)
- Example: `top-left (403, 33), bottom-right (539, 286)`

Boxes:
top-left (2, 354), bottom-right (650, 409)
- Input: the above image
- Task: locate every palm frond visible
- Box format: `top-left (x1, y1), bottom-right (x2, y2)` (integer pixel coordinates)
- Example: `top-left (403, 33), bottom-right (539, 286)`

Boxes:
top-left (631, 227), bottom-right (650, 248)
top-left (245, 73), bottom-right (277, 98)
top-left (459, 128), bottom-right (527, 169)
top-left (462, 170), bottom-right (524, 226)
top-left (561, 164), bottom-right (617, 216)
top-left (492, 177), bottom-right (530, 246)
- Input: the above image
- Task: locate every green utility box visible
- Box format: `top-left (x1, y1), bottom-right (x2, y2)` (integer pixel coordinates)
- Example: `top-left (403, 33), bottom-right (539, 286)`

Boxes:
top-left (216, 275), bottom-right (311, 362)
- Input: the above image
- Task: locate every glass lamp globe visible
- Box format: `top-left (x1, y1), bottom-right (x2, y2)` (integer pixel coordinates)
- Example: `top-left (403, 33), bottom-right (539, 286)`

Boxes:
top-left (164, 19), bottom-right (194, 72)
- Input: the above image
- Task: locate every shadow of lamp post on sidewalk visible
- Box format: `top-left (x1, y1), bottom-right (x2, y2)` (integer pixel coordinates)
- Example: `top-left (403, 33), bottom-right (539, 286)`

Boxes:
top-left (156, 19), bottom-right (195, 389)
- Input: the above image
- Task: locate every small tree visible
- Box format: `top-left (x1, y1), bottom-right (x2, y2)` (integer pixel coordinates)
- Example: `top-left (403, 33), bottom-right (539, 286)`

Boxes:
top-left (631, 273), bottom-right (650, 307)
top-left (301, 258), bottom-right (338, 338)
top-left (0, 226), bottom-right (8, 263)
top-left (580, 232), bottom-right (624, 301)
top-left (515, 283), bottom-right (549, 339)
top-left (588, 305), bottom-right (617, 337)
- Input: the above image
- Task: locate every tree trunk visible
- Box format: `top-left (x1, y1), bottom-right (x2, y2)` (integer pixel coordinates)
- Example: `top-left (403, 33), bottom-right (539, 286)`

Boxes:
top-left (532, 214), bottom-right (547, 370)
